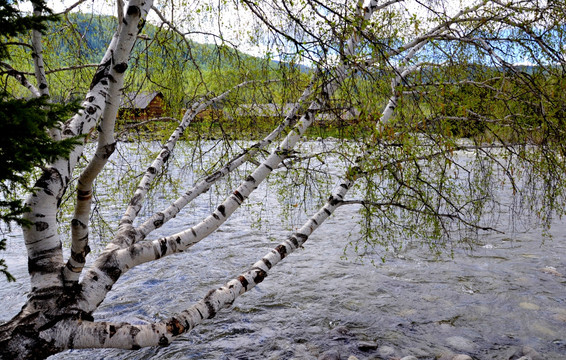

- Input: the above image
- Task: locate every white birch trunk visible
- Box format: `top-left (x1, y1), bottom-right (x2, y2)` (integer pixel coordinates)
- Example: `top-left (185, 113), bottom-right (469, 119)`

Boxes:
top-left (63, 2), bottom-right (152, 285)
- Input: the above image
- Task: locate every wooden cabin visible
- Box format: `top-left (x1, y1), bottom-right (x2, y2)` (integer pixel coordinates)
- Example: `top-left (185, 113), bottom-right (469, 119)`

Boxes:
top-left (119, 91), bottom-right (165, 121)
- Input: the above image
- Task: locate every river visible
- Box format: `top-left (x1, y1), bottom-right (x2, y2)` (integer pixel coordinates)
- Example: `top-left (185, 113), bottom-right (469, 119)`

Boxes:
top-left (1, 141), bottom-right (565, 359)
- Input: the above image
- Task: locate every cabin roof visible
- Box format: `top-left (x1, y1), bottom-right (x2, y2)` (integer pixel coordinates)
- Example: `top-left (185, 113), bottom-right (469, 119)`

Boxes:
top-left (121, 91), bottom-right (163, 109)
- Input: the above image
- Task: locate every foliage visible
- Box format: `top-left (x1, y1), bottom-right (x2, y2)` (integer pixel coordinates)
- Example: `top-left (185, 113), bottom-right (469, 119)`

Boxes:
top-left (0, 1), bottom-right (81, 282)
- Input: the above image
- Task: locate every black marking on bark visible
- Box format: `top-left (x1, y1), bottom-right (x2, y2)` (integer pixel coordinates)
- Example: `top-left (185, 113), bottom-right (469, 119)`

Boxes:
top-left (101, 79), bottom-right (108, 86)
top-left (35, 221), bottom-right (49, 231)
top-left (109, 325), bottom-right (117, 338)
top-left (329, 196), bottom-right (340, 206)
top-left (90, 59), bottom-right (111, 89)
top-left (245, 175), bottom-right (256, 183)
top-left (127, 5), bottom-right (141, 17)
top-left (113, 62), bottom-right (128, 73)
top-left (161, 148), bottom-right (171, 160)
top-left (28, 250), bottom-right (60, 274)
top-left (71, 218), bottom-right (87, 229)
top-left (252, 268), bottom-right (267, 284)
top-left (233, 190), bottom-right (244, 202)
top-left (312, 218), bottom-right (318, 225)
top-left (212, 213), bottom-right (220, 220)
top-left (205, 171), bottom-right (221, 183)
top-left (264, 163), bottom-right (273, 171)
top-left (217, 205), bottom-right (226, 217)
top-left (324, 208), bottom-right (332, 216)
top-left (158, 335), bottom-right (169, 346)
top-left (70, 249), bottom-right (87, 264)
top-left (101, 142), bottom-right (116, 159)
top-left (262, 258), bottom-right (272, 269)
top-left (166, 317), bottom-right (185, 336)
top-left (191, 227), bottom-right (197, 237)
top-left (340, 183), bottom-right (348, 189)
top-left (148, 166), bottom-right (156, 174)
top-left (196, 307), bottom-right (204, 319)
top-left (204, 289), bottom-right (217, 318)
top-left (132, 344), bottom-right (141, 350)
top-left (296, 233), bottom-right (308, 244)
top-left (99, 253), bottom-right (122, 282)
top-left (129, 193), bottom-right (142, 207)
top-left (130, 326), bottom-right (140, 337)
top-left (238, 275), bottom-right (249, 289)
top-left (35, 167), bottom-right (61, 196)
top-left (275, 245), bottom-right (287, 259)
top-left (65, 261), bottom-right (78, 272)
top-left (92, 274), bottom-right (98, 281)
top-left (39, 83), bottom-right (47, 90)
top-left (153, 212), bottom-right (164, 228)
top-left (86, 106), bottom-right (96, 114)
top-left (120, 218), bottom-right (133, 225)
top-left (159, 238), bottom-right (167, 257)
top-left (289, 236), bottom-right (299, 248)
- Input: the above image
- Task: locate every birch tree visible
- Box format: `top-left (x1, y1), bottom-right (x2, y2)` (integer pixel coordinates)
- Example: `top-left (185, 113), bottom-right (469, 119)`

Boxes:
top-left (1, 0), bottom-right (566, 359)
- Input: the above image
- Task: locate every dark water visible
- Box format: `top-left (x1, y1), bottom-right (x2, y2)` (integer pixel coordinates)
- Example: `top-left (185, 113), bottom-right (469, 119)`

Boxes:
top-left (1, 142), bottom-right (565, 359)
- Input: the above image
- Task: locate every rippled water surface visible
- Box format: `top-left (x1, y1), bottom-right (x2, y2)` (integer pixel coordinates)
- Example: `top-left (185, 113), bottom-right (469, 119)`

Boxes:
top-left (1, 142), bottom-right (565, 359)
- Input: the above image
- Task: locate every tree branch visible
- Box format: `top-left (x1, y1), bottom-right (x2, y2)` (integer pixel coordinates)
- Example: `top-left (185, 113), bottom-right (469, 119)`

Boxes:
top-left (62, 0), bottom-right (153, 287)
top-left (0, 61), bottom-right (41, 97)
top-left (51, 180), bottom-right (352, 350)
top-left (134, 75), bottom-right (318, 242)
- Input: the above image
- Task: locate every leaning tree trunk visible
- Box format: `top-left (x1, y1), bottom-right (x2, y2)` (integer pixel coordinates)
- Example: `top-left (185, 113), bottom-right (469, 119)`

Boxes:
top-left (0, 2), bottom-right (152, 359)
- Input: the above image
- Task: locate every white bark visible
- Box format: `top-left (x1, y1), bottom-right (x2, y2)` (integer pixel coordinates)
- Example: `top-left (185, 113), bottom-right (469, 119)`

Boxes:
top-left (43, 180), bottom-right (353, 350)
top-left (31, 4), bottom-right (49, 99)
top-left (62, 0), bottom-right (153, 286)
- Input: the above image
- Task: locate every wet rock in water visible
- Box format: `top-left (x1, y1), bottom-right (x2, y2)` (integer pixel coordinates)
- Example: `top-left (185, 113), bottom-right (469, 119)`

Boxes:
top-left (400, 356), bottom-right (419, 360)
top-left (319, 349), bottom-right (341, 360)
top-left (519, 302), bottom-right (540, 310)
top-left (357, 340), bottom-right (378, 351)
top-left (451, 355), bottom-right (473, 360)
top-left (329, 326), bottom-right (353, 341)
top-left (438, 352), bottom-right (456, 360)
top-left (377, 345), bottom-right (396, 358)
top-left (539, 266), bottom-right (563, 277)
top-left (509, 345), bottom-right (543, 360)
top-left (445, 336), bottom-right (477, 352)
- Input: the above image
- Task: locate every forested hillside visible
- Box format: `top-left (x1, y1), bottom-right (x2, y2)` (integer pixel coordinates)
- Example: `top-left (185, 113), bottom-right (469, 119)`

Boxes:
top-left (5, 12), bottom-right (307, 116)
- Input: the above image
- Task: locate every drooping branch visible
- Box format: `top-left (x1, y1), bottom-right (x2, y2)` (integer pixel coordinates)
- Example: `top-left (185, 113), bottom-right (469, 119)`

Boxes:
top-left (114, 80), bottom-right (265, 248)
top-left (15, 63), bottom-right (100, 76)
top-left (76, 0), bottom-right (382, 313)
top-left (56, 0), bottom-right (89, 15)
top-left (134, 74), bottom-right (319, 242)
